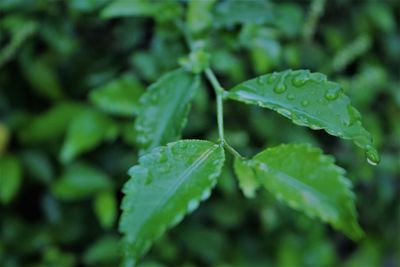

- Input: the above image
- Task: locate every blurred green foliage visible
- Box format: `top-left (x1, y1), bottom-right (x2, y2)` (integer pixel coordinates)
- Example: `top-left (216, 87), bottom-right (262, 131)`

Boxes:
top-left (0, 0), bottom-right (399, 266)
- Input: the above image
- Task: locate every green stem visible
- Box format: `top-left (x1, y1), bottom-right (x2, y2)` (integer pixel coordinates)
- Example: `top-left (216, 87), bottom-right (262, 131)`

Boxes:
top-left (205, 68), bottom-right (224, 143)
top-left (177, 21), bottom-right (243, 158)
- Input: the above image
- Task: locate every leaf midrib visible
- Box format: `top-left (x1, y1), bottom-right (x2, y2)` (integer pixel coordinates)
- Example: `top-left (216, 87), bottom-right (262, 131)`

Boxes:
top-left (256, 161), bottom-right (339, 220)
top-left (137, 144), bottom-right (218, 236)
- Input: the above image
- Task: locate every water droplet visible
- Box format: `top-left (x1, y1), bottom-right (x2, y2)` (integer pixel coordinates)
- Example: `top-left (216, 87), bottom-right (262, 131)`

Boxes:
top-left (310, 73), bottom-right (327, 83)
top-left (365, 146), bottom-right (380, 165)
top-left (268, 72), bottom-right (279, 84)
top-left (160, 163), bottom-right (172, 173)
top-left (344, 105), bottom-right (362, 126)
top-left (301, 100), bottom-right (309, 107)
top-left (256, 76), bottom-right (265, 85)
top-left (150, 93), bottom-right (158, 102)
top-left (324, 86), bottom-right (342, 101)
top-left (273, 83), bottom-right (286, 94)
top-left (292, 71), bottom-right (310, 87)
top-left (286, 93), bottom-right (295, 100)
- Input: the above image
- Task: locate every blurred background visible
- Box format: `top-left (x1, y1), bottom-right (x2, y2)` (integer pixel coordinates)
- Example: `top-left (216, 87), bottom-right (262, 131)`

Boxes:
top-left (0, 0), bottom-right (399, 266)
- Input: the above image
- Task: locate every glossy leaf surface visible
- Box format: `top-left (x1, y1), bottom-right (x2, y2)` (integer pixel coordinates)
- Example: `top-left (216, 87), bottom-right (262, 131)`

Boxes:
top-left (135, 68), bottom-right (199, 152)
top-left (233, 157), bottom-right (259, 198)
top-left (120, 140), bottom-right (225, 266)
top-left (89, 75), bottom-right (144, 116)
top-left (251, 144), bottom-right (363, 240)
top-left (226, 69), bottom-right (379, 164)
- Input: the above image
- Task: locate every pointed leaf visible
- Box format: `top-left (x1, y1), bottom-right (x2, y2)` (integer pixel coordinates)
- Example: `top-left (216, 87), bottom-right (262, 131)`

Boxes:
top-left (0, 155), bottom-right (22, 204)
top-left (93, 191), bottom-right (117, 229)
top-left (19, 102), bottom-right (85, 144)
top-left (135, 68), bottom-right (199, 152)
top-left (226, 69), bottom-right (379, 164)
top-left (60, 110), bottom-right (118, 163)
top-left (89, 75), bottom-right (144, 116)
top-left (100, 0), bottom-right (156, 18)
top-left (120, 140), bottom-right (225, 265)
top-left (250, 143), bottom-right (363, 240)
top-left (233, 157), bottom-right (260, 198)
top-left (52, 163), bottom-right (112, 200)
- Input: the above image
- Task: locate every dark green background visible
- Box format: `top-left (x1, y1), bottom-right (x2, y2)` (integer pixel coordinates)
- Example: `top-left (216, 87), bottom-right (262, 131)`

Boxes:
top-left (0, 0), bottom-right (399, 266)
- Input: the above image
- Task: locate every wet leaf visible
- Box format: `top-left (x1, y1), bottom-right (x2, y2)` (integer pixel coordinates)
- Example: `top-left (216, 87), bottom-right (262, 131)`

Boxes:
top-left (120, 140), bottom-right (225, 265)
top-left (135, 68), bottom-right (199, 153)
top-left (226, 69), bottom-right (379, 164)
top-left (250, 143), bottom-right (363, 240)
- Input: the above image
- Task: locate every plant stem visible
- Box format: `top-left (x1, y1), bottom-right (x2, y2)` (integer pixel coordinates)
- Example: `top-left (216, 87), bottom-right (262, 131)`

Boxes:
top-left (177, 21), bottom-right (243, 158)
top-left (205, 68), bottom-right (225, 143)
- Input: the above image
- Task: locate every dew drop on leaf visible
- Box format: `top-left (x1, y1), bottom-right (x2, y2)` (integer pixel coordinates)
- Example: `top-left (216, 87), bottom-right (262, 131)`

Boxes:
top-left (292, 71), bottom-right (310, 87)
top-left (268, 72), bottom-right (278, 84)
top-left (273, 83), bottom-right (286, 94)
top-left (301, 100), bottom-right (309, 107)
top-left (286, 93), bottom-right (295, 100)
top-left (365, 146), bottom-right (380, 165)
top-left (324, 86), bottom-right (341, 101)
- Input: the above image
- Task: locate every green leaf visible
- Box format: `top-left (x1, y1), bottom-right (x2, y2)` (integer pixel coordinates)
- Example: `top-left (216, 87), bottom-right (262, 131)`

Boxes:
top-left (93, 191), bottom-right (117, 229)
top-left (52, 163), bottom-right (112, 200)
top-left (19, 102), bottom-right (85, 144)
top-left (20, 54), bottom-right (64, 101)
top-left (226, 69), bottom-right (379, 164)
top-left (100, 0), bottom-right (156, 18)
top-left (0, 122), bottom-right (10, 155)
top-left (213, 0), bottom-right (274, 28)
top-left (135, 68), bottom-right (199, 152)
top-left (186, 0), bottom-right (215, 34)
top-left (101, 0), bottom-right (182, 22)
top-left (89, 75), bottom-right (145, 116)
top-left (120, 140), bottom-right (225, 265)
top-left (250, 143), bottom-right (363, 240)
top-left (83, 235), bottom-right (120, 266)
top-left (233, 157), bottom-right (260, 198)
top-left (60, 109), bottom-right (118, 163)
top-left (0, 155), bottom-right (22, 204)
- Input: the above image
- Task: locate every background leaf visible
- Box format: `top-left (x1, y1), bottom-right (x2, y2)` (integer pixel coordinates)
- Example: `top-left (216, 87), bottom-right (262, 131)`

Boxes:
top-left (89, 74), bottom-right (144, 117)
top-left (249, 143), bottom-right (363, 240)
top-left (51, 163), bottom-right (112, 201)
top-left (0, 155), bottom-right (22, 204)
top-left (60, 109), bottom-right (118, 163)
top-left (226, 69), bottom-right (379, 164)
top-left (93, 190), bottom-right (117, 229)
top-left (18, 102), bottom-right (85, 144)
top-left (120, 140), bottom-right (225, 265)
top-left (134, 68), bottom-right (199, 152)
